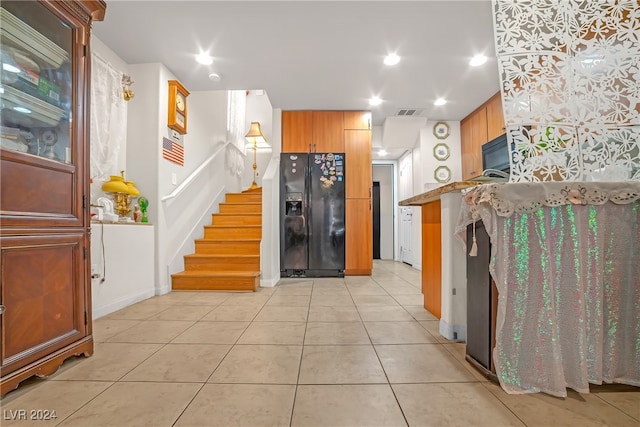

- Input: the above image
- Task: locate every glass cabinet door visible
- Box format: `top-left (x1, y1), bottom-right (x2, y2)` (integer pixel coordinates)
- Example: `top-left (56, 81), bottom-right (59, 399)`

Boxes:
top-left (0, 0), bottom-right (72, 164)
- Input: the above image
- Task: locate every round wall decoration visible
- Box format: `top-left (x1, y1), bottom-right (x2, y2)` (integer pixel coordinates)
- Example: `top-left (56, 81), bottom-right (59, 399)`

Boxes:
top-left (433, 121), bottom-right (450, 139)
top-left (433, 143), bottom-right (450, 161)
top-left (434, 165), bottom-right (452, 183)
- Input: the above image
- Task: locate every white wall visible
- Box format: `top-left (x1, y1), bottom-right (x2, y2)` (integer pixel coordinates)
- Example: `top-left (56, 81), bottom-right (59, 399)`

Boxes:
top-left (372, 164), bottom-right (394, 260)
top-left (91, 223), bottom-right (154, 319)
top-left (419, 120), bottom-right (462, 192)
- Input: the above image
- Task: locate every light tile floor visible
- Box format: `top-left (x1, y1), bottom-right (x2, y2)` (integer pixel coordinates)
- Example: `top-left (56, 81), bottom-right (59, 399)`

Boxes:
top-left (2, 260), bottom-right (638, 426)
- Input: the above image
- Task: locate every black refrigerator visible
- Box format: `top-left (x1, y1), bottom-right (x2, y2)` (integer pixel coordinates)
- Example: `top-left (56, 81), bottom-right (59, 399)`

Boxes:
top-left (280, 152), bottom-right (345, 277)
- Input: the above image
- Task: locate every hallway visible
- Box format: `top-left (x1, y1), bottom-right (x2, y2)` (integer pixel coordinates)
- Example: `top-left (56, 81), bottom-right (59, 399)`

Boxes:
top-left (2, 260), bottom-right (638, 426)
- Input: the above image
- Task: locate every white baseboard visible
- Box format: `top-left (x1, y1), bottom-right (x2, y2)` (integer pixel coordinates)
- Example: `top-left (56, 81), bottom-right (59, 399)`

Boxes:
top-left (439, 319), bottom-right (467, 342)
top-left (260, 276), bottom-right (279, 288)
top-left (92, 289), bottom-right (156, 320)
top-left (156, 284), bottom-right (172, 296)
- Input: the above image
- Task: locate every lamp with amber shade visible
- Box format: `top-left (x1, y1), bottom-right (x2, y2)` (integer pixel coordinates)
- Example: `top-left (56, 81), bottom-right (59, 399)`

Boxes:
top-left (245, 122), bottom-right (268, 189)
top-left (101, 171), bottom-right (140, 217)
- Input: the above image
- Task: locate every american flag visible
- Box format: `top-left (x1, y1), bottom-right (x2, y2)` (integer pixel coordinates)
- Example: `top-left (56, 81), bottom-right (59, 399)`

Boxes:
top-left (162, 137), bottom-right (184, 165)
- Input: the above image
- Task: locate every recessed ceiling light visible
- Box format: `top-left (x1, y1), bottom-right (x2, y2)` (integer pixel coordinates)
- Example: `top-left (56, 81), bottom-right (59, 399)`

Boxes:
top-left (469, 54), bottom-right (488, 67)
top-left (378, 149), bottom-right (388, 156)
top-left (208, 72), bottom-right (221, 82)
top-left (384, 53), bottom-right (400, 66)
top-left (434, 98), bottom-right (447, 106)
top-left (196, 53), bottom-right (213, 65)
top-left (369, 96), bottom-right (382, 106)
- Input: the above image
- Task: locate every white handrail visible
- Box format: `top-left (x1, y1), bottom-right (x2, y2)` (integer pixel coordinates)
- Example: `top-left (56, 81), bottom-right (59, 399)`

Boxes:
top-left (161, 141), bottom-right (243, 202)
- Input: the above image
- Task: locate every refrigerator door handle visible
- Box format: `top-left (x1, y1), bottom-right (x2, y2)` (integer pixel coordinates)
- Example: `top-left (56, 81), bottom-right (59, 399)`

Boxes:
top-left (306, 163), bottom-right (312, 237)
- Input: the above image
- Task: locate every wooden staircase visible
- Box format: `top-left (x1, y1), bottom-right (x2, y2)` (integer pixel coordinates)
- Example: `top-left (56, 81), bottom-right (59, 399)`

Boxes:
top-left (171, 188), bottom-right (262, 291)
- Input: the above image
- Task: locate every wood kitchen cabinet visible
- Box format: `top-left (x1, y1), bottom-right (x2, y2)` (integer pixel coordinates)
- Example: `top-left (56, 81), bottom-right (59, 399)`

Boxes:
top-left (0, 0), bottom-right (105, 396)
top-left (461, 108), bottom-right (487, 180)
top-left (345, 198), bottom-right (373, 275)
top-left (460, 91), bottom-right (504, 180)
top-left (344, 128), bottom-right (372, 275)
top-left (486, 92), bottom-right (506, 142)
top-left (282, 110), bottom-right (344, 152)
top-left (282, 110), bottom-right (313, 152)
top-left (343, 111), bottom-right (371, 130)
top-left (345, 129), bottom-right (372, 199)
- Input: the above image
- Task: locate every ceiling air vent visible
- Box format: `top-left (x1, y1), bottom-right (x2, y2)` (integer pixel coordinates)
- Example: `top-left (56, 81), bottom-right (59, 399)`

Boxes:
top-left (396, 108), bottom-right (423, 117)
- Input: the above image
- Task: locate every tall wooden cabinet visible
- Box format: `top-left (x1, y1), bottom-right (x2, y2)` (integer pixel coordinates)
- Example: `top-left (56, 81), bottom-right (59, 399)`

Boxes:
top-left (0, 0), bottom-right (106, 396)
top-left (282, 110), bottom-right (344, 152)
top-left (344, 129), bottom-right (372, 275)
top-left (460, 92), bottom-right (505, 180)
top-left (345, 199), bottom-right (373, 275)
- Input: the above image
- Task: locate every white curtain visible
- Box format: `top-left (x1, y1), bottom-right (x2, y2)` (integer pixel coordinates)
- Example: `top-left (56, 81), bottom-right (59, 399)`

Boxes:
top-left (90, 53), bottom-right (126, 185)
top-left (227, 90), bottom-right (246, 152)
top-left (226, 90), bottom-right (246, 176)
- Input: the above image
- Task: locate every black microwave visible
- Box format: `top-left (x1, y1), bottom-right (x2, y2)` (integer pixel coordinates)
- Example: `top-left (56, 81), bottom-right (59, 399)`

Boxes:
top-left (482, 134), bottom-right (511, 173)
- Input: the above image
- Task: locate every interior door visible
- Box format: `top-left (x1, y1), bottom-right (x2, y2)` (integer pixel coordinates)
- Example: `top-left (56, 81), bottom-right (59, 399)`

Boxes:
top-left (400, 207), bottom-right (413, 265)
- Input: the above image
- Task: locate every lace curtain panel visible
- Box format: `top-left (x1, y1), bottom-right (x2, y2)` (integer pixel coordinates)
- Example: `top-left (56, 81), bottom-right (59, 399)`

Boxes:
top-left (90, 53), bottom-right (126, 185)
top-left (227, 90), bottom-right (247, 152)
top-left (456, 181), bottom-right (640, 397)
top-left (493, 0), bottom-right (640, 182)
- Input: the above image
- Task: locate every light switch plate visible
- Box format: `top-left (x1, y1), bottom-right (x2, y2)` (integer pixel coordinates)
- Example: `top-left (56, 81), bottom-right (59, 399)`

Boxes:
top-left (171, 173), bottom-right (177, 185)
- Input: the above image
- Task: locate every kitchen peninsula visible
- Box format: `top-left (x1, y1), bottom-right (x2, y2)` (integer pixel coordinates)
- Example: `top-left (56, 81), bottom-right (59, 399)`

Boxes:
top-left (399, 181), bottom-right (480, 342)
top-left (456, 181), bottom-right (640, 397)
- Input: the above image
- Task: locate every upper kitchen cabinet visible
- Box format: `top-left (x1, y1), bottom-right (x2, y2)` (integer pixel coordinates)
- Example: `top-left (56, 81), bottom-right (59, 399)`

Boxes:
top-left (313, 111), bottom-right (344, 152)
top-left (485, 92), bottom-right (506, 142)
top-left (460, 92), bottom-right (505, 180)
top-left (343, 111), bottom-right (371, 130)
top-left (461, 108), bottom-right (487, 180)
top-left (282, 110), bottom-right (344, 153)
top-left (0, 0), bottom-right (105, 396)
top-left (282, 110), bottom-right (313, 152)
top-left (345, 129), bottom-right (372, 199)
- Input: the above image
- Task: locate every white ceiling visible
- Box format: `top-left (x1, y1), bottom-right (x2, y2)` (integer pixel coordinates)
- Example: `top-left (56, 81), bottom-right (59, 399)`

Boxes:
top-left (92, 1), bottom-right (501, 159)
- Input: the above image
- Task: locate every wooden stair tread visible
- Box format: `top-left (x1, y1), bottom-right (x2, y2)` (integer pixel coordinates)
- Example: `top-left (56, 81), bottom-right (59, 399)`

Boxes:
top-left (195, 238), bottom-right (261, 242)
top-left (221, 202), bottom-right (261, 205)
top-left (172, 271), bottom-right (260, 277)
top-left (205, 224), bottom-right (261, 228)
top-left (214, 213), bottom-right (261, 216)
top-left (185, 254), bottom-right (259, 259)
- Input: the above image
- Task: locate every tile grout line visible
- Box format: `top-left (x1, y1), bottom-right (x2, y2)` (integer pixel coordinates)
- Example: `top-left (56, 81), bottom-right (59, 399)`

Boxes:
top-left (288, 277), bottom-right (315, 427)
top-left (350, 273), bottom-right (411, 427)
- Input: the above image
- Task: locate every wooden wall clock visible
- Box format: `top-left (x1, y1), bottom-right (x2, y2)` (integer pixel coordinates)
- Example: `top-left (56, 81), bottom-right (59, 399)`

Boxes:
top-left (168, 80), bottom-right (190, 134)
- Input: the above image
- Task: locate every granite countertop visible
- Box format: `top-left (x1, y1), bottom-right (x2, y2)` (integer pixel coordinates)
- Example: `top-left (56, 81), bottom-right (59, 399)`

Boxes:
top-left (399, 181), bottom-right (480, 206)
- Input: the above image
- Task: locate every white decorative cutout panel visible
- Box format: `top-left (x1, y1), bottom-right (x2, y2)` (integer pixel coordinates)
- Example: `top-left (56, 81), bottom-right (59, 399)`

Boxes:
top-left (493, 0), bottom-right (640, 182)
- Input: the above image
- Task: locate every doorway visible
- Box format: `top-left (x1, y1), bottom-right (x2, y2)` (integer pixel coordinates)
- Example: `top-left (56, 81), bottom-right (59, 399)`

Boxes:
top-left (400, 207), bottom-right (413, 265)
top-left (372, 182), bottom-right (380, 259)
top-left (372, 164), bottom-right (394, 260)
